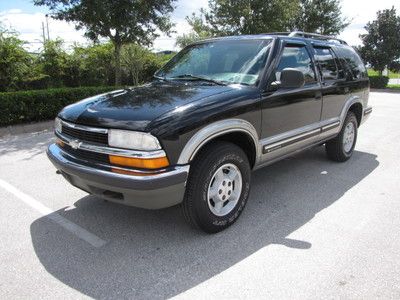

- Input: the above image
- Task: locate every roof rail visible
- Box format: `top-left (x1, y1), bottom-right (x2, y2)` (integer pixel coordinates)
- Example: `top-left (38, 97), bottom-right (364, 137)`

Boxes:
top-left (288, 31), bottom-right (347, 45)
top-left (259, 32), bottom-right (290, 36)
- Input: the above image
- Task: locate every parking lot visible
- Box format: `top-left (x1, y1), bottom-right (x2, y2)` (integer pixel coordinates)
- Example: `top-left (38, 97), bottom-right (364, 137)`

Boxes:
top-left (0, 92), bottom-right (399, 299)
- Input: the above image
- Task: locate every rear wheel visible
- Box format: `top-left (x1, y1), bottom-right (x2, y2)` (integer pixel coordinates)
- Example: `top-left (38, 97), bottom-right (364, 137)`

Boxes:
top-left (181, 141), bottom-right (251, 233)
top-left (326, 111), bottom-right (358, 162)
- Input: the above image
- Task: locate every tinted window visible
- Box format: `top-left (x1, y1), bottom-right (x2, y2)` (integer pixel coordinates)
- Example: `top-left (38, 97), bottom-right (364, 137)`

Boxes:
top-left (275, 46), bottom-right (316, 83)
top-left (156, 39), bottom-right (272, 85)
top-left (336, 47), bottom-right (367, 79)
top-left (314, 48), bottom-right (338, 80)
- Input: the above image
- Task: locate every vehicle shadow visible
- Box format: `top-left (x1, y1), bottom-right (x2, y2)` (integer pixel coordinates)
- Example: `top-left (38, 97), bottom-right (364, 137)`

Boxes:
top-left (30, 147), bottom-right (379, 299)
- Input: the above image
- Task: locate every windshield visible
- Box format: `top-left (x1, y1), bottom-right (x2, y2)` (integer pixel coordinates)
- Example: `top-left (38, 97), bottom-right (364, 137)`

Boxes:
top-left (155, 39), bottom-right (272, 86)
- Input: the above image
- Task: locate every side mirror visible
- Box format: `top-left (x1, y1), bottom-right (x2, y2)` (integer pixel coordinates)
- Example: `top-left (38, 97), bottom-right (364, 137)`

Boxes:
top-left (280, 68), bottom-right (305, 89)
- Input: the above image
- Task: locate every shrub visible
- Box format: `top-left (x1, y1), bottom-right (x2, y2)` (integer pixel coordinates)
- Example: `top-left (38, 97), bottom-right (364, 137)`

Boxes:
top-left (369, 76), bottom-right (389, 89)
top-left (0, 86), bottom-right (122, 126)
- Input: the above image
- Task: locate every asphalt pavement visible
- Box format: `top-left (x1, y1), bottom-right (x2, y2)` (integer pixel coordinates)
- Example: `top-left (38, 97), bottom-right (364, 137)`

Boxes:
top-left (0, 92), bottom-right (399, 299)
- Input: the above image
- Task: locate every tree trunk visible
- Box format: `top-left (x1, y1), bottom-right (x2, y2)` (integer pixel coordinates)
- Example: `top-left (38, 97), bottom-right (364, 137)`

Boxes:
top-left (114, 42), bottom-right (122, 86)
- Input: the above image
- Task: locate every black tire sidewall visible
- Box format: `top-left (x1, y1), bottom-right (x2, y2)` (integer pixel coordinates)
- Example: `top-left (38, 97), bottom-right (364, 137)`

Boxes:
top-left (190, 144), bottom-right (251, 231)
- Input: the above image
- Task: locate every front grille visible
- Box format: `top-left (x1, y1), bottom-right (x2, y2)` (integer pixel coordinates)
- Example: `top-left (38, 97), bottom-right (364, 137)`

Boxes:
top-left (62, 125), bottom-right (108, 145)
top-left (62, 144), bottom-right (110, 164)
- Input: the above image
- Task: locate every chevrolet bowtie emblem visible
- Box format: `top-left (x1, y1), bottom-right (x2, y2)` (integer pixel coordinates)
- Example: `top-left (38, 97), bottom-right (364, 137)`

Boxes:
top-left (69, 139), bottom-right (82, 149)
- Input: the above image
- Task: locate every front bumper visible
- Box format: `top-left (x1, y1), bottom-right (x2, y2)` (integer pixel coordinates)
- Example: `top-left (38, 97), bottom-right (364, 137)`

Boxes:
top-left (47, 144), bottom-right (189, 209)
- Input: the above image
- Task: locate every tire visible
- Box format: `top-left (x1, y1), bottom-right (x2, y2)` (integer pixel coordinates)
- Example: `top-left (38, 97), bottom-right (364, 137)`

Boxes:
top-left (181, 141), bottom-right (251, 233)
top-left (326, 111), bottom-right (358, 162)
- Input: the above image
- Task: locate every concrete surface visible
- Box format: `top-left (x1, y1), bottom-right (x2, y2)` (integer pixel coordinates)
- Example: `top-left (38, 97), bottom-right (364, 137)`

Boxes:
top-left (0, 120), bottom-right (53, 137)
top-left (0, 92), bottom-right (399, 299)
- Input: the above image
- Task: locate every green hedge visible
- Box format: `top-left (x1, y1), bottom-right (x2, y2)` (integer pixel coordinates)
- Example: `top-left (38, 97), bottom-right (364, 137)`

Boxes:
top-left (369, 76), bottom-right (389, 89)
top-left (0, 86), bottom-right (122, 127)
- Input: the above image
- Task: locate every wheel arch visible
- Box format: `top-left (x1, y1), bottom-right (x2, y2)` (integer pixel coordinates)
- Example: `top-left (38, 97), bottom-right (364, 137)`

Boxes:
top-left (177, 119), bottom-right (260, 168)
top-left (340, 96), bottom-right (363, 128)
top-left (348, 102), bottom-right (363, 126)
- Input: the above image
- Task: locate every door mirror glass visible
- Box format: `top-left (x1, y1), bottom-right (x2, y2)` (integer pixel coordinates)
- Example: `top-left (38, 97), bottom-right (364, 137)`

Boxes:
top-left (279, 68), bottom-right (305, 88)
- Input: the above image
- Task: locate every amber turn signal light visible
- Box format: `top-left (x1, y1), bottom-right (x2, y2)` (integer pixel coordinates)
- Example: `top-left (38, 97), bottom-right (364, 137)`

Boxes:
top-left (56, 139), bottom-right (65, 147)
top-left (109, 155), bottom-right (169, 169)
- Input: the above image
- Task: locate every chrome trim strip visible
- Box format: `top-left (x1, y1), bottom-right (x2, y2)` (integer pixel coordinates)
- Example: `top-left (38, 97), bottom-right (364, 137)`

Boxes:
top-left (57, 132), bottom-right (167, 159)
top-left (57, 146), bottom-right (190, 181)
top-left (61, 119), bottom-right (109, 134)
top-left (177, 119), bottom-right (260, 165)
top-left (260, 117), bottom-right (341, 155)
top-left (59, 145), bottom-right (169, 175)
top-left (321, 120), bottom-right (340, 132)
top-left (263, 128), bottom-right (321, 153)
top-left (254, 135), bottom-right (336, 170)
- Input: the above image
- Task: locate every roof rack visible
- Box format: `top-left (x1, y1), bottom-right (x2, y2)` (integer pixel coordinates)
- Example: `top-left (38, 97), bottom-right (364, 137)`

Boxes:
top-left (288, 31), bottom-right (347, 45)
top-left (260, 31), bottom-right (347, 45)
top-left (259, 32), bottom-right (290, 36)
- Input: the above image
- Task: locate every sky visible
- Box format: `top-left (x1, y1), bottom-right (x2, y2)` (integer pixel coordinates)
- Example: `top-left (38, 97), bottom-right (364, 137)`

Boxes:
top-left (0, 0), bottom-right (399, 52)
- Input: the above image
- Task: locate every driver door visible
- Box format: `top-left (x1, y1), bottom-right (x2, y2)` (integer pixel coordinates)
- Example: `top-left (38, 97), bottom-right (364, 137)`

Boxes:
top-left (260, 42), bottom-right (322, 156)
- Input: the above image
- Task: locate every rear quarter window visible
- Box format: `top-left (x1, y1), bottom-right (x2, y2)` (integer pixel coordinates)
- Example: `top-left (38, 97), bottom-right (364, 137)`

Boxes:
top-left (335, 46), bottom-right (368, 79)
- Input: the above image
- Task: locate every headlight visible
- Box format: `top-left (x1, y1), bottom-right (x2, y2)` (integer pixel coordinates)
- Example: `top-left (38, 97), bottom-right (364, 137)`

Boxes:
top-left (108, 129), bottom-right (161, 151)
top-left (55, 117), bottom-right (62, 133)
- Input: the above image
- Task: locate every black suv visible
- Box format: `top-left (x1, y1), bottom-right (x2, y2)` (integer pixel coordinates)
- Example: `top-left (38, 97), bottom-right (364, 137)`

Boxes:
top-left (47, 31), bottom-right (371, 233)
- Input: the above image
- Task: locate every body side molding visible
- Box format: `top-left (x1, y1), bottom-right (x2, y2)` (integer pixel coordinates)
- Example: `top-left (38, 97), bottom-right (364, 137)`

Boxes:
top-left (260, 117), bottom-right (340, 154)
top-left (177, 119), bottom-right (260, 165)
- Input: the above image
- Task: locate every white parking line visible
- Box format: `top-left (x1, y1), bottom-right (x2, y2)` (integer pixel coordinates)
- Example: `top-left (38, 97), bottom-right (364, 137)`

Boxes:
top-left (0, 179), bottom-right (107, 248)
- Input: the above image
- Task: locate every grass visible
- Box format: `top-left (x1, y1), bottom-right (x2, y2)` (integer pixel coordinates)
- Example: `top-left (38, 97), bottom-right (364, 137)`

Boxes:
top-left (368, 69), bottom-right (400, 79)
top-left (387, 84), bottom-right (400, 90)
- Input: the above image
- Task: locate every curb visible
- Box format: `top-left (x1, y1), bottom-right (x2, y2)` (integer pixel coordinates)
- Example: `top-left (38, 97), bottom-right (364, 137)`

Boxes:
top-left (371, 88), bottom-right (400, 94)
top-left (0, 120), bottom-right (54, 138)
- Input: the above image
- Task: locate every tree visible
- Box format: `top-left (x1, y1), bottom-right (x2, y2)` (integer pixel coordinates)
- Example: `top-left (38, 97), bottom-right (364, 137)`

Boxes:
top-left (64, 42), bottom-right (114, 87)
top-left (292, 0), bottom-right (349, 35)
top-left (176, 12), bottom-right (213, 48)
top-left (177, 0), bottom-right (348, 48)
top-left (0, 25), bottom-right (33, 91)
top-left (359, 7), bottom-right (400, 75)
top-left (39, 39), bottom-right (68, 87)
top-left (121, 44), bottom-right (149, 85)
top-left (199, 0), bottom-right (300, 35)
top-left (34, 0), bottom-right (176, 85)
top-left (389, 61), bottom-right (400, 73)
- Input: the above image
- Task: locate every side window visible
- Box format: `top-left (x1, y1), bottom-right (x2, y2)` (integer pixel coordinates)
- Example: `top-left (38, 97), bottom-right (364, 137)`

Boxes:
top-left (314, 47), bottom-right (338, 81)
top-left (339, 47), bottom-right (368, 79)
top-left (275, 46), bottom-right (316, 84)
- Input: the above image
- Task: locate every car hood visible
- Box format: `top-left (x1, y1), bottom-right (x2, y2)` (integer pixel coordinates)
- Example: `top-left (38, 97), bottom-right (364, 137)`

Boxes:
top-left (58, 81), bottom-right (235, 131)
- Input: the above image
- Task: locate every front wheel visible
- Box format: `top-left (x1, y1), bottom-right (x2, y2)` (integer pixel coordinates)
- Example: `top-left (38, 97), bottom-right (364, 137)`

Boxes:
top-left (326, 111), bottom-right (358, 162)
top-left (181, 141), bottom-right (251, 233)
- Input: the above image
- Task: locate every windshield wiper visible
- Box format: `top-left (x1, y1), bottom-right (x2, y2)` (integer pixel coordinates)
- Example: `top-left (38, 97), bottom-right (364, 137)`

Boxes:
top-left (168, 74), bottom-right (227, 86)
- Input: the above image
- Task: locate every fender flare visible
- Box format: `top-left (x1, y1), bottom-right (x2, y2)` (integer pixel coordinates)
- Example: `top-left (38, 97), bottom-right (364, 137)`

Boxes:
top-left (339, 96), bottom-right (363, 128)
top-left (177, 119), bottom-right (260, 165)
